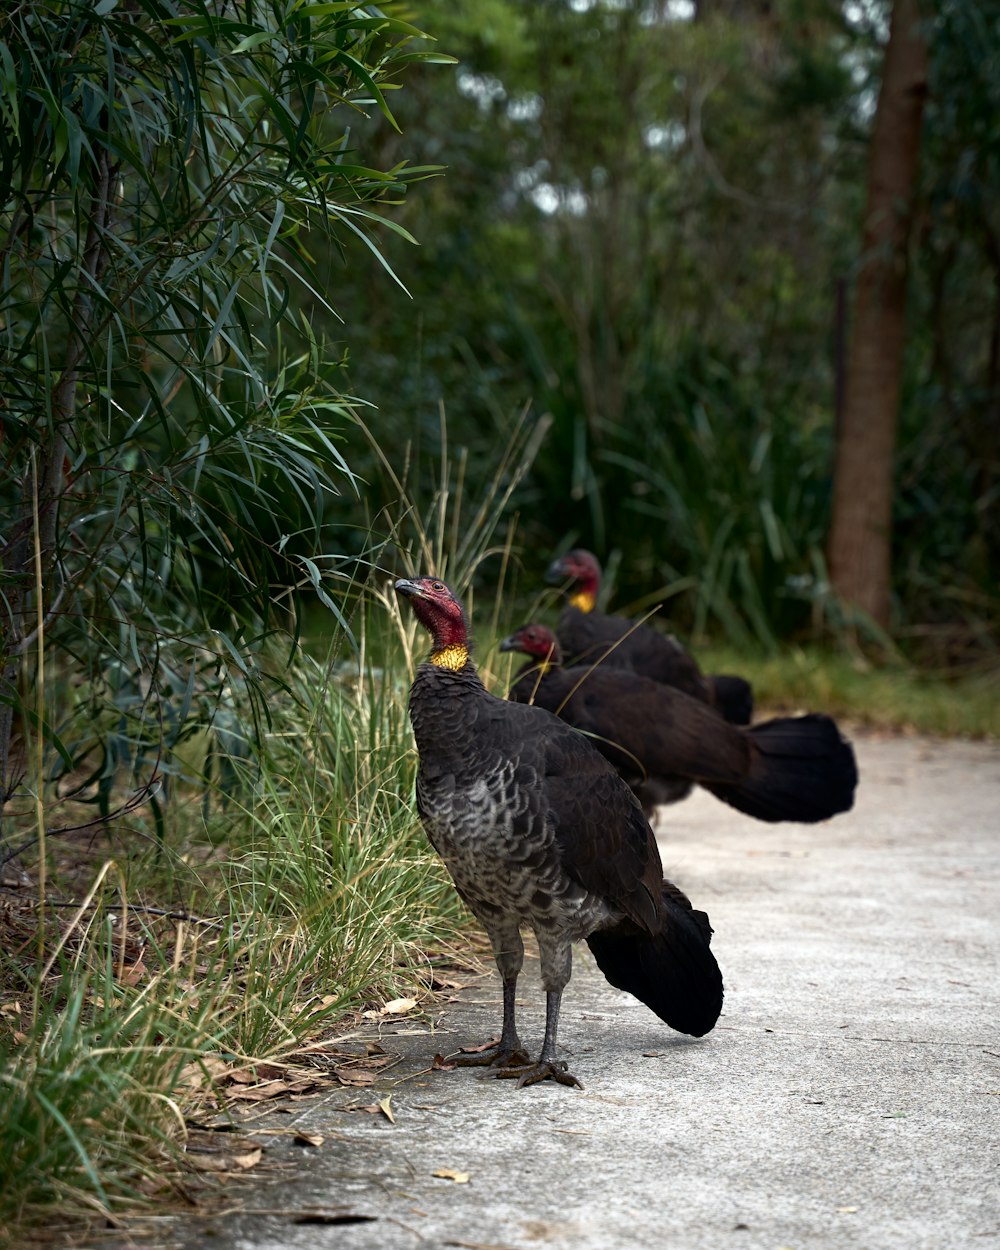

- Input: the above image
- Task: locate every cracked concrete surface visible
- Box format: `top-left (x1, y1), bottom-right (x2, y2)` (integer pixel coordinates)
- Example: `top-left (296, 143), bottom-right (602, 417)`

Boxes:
top-left (143, 731), bottom-right (999, 1250)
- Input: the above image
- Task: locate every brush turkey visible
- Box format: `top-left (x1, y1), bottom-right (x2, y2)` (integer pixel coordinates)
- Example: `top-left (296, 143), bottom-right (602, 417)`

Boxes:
top-left (547, 549), bottom-right (754, 725)
top-left (502, 623), bottom-right (858, 824)
top-left (395, 576), bottom-right (724, 1089)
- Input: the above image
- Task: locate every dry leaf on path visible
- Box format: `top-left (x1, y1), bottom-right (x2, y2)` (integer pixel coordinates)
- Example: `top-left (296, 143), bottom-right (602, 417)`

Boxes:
top-left (430, 973), bottom-right (472, 991)
top-left (384, 996), bottom-right (418, 1014)
top-left (294, 1132), bottom-right (324, 1147)
top-left (229, 1061), bottom-right (288, 1084)
top-left (179, 1055), bottom-right (234, 1090)
top-left (119, 957), bottom-right (147, 986)
top-left (329, 1050), bottom-right (399, 1087)
top-left (337, 1097), bottom-right (396, 1124)
top-left (432, 1168), bottom-right (470, 1183)
top-left (361, 996), bottom-right (417, 1019)
top-left (331, 1066), bottom-right (377, 1088)
top-left (458, 1038), bottom-right (500, 1055)
top-left (185, 1131), bottom-right (262, 1172)
top-left (226, 1077), bottom-right (317, 1102)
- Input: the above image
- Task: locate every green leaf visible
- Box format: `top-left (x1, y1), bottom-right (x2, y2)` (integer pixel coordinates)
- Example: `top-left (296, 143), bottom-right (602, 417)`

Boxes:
top-left (319, 47), bottom-right (401, 132)
top-left (231, 31), bottom-right (275, 55)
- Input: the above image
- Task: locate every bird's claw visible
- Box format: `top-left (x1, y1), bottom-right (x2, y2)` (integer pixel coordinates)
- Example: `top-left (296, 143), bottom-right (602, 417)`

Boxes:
top-left (453, 1039), bottom-right (531, 1070)
top-left (495, 1059), bottom-right (584, 1090)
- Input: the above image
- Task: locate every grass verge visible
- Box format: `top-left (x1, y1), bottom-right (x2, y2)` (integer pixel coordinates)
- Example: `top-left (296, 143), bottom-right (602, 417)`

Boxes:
top-left (0, 619), bottom-right (467, 1241)
top-left (695, 644), bottom-right (1000, 738)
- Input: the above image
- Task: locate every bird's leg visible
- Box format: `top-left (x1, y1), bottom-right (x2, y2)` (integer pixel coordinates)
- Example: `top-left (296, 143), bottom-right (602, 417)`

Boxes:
top-left (496, 988), bottom-right (583, 1089)
top-left (453, 926), bottom-right (530, 1070)
top-left (453, 973), bottom-right (530, 1069)
top-left (496, 933), bottom-right (583, 1089)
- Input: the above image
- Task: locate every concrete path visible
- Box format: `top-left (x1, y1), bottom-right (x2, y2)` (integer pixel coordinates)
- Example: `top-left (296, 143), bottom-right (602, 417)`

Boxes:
top-left (160, 731), bottom-right (999, 1250)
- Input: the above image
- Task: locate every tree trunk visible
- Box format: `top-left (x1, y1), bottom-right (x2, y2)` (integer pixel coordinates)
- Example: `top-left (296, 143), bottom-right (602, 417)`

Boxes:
top-left (827, 0), bottom-right (928, 631)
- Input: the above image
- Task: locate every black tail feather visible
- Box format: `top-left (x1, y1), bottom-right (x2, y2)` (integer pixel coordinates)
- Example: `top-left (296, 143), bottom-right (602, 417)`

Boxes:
top-left (705, 713), bottom-right (858, 823)
top-left (586, 883), bottom-right (724, 1037)
top-left (709, 674), bottom-right (754, 726)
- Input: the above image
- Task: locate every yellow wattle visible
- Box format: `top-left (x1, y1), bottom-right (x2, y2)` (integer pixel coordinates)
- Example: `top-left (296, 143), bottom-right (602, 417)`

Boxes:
top-left (569, 590), bottom-right (595, 613)
top-left (430, 643), bottom-right (470, 671)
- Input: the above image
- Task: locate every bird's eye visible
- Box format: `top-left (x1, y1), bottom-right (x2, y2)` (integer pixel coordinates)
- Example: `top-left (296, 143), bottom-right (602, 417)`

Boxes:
top-left (431, 581), bottom-right (445, 591)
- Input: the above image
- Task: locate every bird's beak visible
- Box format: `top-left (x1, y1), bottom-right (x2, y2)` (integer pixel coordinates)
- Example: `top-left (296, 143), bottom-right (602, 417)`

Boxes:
top-left (498, 634), bottom-right (519, 652)
top-left (545, 558), bottom-right (567, 585)
top-left (394, 578), bottom-right (422, 599)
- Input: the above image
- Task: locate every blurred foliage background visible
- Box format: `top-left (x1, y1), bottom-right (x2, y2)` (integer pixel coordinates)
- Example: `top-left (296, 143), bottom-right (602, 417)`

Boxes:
top-left (306, 0), bottom-right (999, 661)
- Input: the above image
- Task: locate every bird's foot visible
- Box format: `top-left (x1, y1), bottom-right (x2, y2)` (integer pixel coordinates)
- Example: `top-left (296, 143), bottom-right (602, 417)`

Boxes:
top-left (452, 1038), bottom-right (532, 1070)
top-left (494, 1058), bottom-right (583, 1090)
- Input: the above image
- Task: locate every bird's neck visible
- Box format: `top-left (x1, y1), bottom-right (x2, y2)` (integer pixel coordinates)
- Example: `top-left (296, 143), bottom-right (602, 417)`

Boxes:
top-left (569, 590), bottom-right (596, 613)
top-left (410, 658), bottom-right (489, 744)
top-left (430, 643), bottom-right (471, 671)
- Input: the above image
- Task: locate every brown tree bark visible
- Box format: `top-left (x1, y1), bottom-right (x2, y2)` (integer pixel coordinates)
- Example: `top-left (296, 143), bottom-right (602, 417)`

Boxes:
top-left (827, 0), bottom-right (929, 631)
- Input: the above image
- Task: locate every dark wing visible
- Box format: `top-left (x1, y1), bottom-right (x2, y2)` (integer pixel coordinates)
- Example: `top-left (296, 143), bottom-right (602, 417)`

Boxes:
top-left (608, 623), bottom-right (708, 699)
top-left (506, 664), bottom-right (573, 714)
top-left (498, 698), bottom-right (663, 935)
top-left (560, 667), bottom-right (752, 786)
top-left (558, 606), bottom-right (707, 701)
top-left (556, 605), bottom-right (629, 666)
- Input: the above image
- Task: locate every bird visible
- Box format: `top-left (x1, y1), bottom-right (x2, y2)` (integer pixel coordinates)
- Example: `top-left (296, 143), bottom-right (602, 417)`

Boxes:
top-left (501, 622), bottom-right (859, 824)
top-left (546, 548), bottom-right (754, 725)
top-left (395, 575), bottom-right (724, 1090)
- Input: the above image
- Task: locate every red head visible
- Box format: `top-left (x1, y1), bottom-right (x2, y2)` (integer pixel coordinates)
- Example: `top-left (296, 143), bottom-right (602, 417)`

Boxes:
top-left (395, 577), bottom-right (471, 668)
top-left (499, 623), bottom-right (562, 664)
top-left (545, 549), bottom-right (602, 612)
